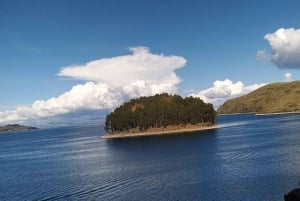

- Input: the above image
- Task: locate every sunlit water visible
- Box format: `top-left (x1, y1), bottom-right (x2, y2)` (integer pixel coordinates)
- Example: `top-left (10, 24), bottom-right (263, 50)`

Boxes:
top-left (1, 114), bottom-right (300, 201)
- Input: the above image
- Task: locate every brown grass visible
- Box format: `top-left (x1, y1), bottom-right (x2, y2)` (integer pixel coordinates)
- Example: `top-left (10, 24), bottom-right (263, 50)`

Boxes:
top-left (218, 81), bottom-right (300, 114)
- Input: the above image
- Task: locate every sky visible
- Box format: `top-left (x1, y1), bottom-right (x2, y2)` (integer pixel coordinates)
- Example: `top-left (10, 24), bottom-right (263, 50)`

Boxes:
top-left (1, 0), bottom-right (300, 126)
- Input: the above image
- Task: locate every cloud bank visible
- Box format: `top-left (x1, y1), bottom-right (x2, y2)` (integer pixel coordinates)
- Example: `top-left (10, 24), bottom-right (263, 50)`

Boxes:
top-left (0, 47), bottom-right (265, 125)
top-left (0, 47), bottom-right (187, 125)
top-left (263, 28), bottom-right (300, 69)
top-left (189, 79), bottom-right (266, 108)
top-left (0, 82), bottom-right (123, 124)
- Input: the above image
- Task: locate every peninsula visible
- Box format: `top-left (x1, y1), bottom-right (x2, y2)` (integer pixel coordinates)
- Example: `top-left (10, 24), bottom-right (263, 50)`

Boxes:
top-left (102, 93), bottom-right (216, 139)
top-left (0, 124), bottom-right (37, 133)
top-left (218, 81), bottom-right (300, 114)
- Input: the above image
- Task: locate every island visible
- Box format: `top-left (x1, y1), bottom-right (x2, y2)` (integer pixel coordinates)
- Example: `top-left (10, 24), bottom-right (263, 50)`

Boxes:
top-left (218, 81), bottom-right (300, 114)
top-left (102, 93), bottom-right (217, 139)
top-left (0, 124), bottom-right (37, 133)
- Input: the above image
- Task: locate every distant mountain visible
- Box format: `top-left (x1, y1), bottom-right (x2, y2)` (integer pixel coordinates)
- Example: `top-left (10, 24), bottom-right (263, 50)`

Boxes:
top-left (0, 124), bottom-right (37, 132)
top-left (217, 81), bottom-right (300, 114)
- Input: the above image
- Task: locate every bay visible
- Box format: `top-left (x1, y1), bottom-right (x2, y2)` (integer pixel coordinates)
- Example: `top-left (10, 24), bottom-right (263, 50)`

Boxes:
top-left (1, 114), bottom-right (300, 200)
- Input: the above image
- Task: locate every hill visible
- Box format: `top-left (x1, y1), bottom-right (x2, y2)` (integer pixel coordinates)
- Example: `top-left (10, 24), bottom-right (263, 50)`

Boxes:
top-left (217, 81), bottom-right (300, 114)
top-left (103, 93), bottom-right (216, 138)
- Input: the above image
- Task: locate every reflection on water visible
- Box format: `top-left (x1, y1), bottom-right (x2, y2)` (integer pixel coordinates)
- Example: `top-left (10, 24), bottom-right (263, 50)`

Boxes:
top-left (1, 114), bottom-right (300, 200)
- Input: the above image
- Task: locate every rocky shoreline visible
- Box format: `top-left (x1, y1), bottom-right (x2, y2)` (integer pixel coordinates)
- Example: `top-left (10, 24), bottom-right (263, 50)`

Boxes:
top-left (102, 125), bottom-right (218, 139)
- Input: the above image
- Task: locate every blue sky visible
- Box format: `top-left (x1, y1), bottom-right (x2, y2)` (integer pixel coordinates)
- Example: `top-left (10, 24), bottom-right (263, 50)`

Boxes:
top-left (1, 0), bottom-right (300, 125)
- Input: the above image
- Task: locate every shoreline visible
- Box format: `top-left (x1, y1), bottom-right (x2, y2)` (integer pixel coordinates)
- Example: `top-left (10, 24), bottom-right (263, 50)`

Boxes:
top-left (217, 112), bottom-right (255, 116)
top-left (218, 111), bottom-right (300, 116)
top-left (102, 125), bottom-right (219, 139)
top-left (255, 111), bottom-right (300, 115)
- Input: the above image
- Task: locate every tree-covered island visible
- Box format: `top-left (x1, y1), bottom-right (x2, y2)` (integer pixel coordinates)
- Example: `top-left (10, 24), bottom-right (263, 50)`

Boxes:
top-left (103, 93), bottom-right (217, 138)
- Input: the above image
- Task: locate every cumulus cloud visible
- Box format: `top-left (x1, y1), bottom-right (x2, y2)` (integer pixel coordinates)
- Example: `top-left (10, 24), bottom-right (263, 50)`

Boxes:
top-left (0, 82), bottom-right (123, 124)
top-left (189, 79), bottom-right (266, 108)
top-left (0, 47), bottom-right (187, 125)
top-left (284, 72), bottom-right (293, 82)
top-left (264, 28), bottom-right (300, 69)
top-left (59, 47), bottom-right (186, 89)
top-left (58, 46), bottom-right (186, 98)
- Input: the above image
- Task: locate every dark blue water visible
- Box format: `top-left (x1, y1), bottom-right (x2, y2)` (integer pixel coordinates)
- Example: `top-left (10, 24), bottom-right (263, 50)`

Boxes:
top-left (1, 114), bottom-right (300, 201)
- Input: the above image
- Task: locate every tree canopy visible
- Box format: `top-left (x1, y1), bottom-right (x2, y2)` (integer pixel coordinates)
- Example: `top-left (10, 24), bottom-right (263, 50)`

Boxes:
top-left (105, 93), bottom-right (216, 133)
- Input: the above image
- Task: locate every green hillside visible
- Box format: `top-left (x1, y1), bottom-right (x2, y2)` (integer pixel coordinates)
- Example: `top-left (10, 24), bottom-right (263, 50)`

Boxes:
top-left (217, 81), bottom-right (300, 114)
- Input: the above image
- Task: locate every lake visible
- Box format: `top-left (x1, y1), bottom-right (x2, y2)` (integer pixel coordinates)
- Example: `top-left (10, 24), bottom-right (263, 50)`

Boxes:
top-left (1, 114), bottom-right (300, 201)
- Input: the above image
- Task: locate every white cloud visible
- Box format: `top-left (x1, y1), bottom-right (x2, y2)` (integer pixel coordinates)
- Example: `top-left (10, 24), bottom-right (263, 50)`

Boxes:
top-left (256, 49), bottom-right (268, 61)
top-left (0, 82), bottom-right (123, 124)
top-left (284, 72), bottom-right (293, 82)
top-left (189, 79), bottom-right (266, 108)
top-left (0, 47), bottom-right (187, 125)
top-left (264, 28), bottom-right (300, 69)
top-left (58, 46), bottom-right (186, 89)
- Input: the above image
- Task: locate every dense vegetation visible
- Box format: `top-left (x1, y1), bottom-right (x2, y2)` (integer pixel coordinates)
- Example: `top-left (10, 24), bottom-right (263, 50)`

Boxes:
top-left (105, 93), bottom-right (216, 133)
top-left (218, 81), bottom-right (300, 114)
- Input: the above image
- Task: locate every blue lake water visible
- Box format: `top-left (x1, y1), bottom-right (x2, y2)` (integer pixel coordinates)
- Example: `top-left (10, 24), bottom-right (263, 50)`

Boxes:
top-left (1, 114), bottom-right (300, 201)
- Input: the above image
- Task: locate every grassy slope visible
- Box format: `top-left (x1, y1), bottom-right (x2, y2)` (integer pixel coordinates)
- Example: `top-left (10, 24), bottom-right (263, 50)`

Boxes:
top-left (217, 81), bottom-right (300, 114)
